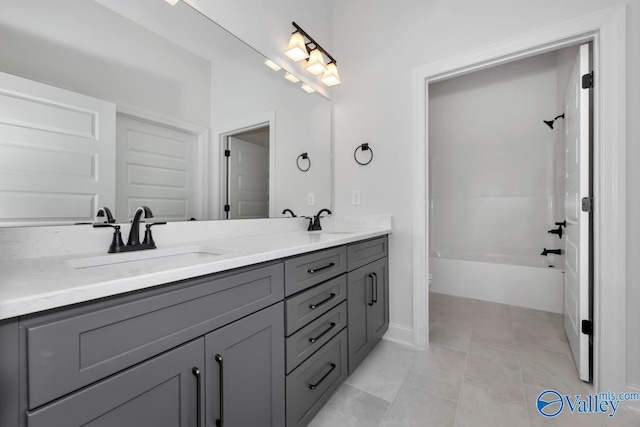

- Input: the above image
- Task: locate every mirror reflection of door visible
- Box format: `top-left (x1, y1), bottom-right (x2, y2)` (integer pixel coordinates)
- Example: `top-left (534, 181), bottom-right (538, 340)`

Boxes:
top-left (116, 113), bottom-right (202, 222)
top-left (225, 126), bottom-right (270, 220)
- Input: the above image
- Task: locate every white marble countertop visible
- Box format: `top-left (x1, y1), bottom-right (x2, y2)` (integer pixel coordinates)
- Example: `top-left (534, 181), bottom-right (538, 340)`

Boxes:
top-left (0, 227), bottom-right (390, 320)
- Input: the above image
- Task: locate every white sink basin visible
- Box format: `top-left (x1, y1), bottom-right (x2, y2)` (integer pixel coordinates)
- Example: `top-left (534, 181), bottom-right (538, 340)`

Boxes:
top-left (66, 245), bottom-right (227, 270)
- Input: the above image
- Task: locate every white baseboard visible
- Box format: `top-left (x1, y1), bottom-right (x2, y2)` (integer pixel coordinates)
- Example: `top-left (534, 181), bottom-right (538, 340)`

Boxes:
top-left (383, 322), bottom-right (414, 347)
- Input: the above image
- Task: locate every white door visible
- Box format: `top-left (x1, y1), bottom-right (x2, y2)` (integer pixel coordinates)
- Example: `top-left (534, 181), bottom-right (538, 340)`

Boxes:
top-left (226, 136), bottom-right (269, 219)
top-left (116, 114), bottom-right (199, 222)
top-left (0, 71), bottom-right (115, 226)
top-left (564, 43), bottom-right (591, 382)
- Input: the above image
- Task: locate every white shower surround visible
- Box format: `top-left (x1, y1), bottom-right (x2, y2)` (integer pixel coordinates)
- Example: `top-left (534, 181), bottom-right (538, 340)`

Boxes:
top-left (429, 254), bottom-right (564, 313)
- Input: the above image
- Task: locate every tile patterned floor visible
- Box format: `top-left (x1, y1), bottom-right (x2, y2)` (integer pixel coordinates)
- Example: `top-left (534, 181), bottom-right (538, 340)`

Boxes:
top-left (309, 293), bottom-right (640, 427)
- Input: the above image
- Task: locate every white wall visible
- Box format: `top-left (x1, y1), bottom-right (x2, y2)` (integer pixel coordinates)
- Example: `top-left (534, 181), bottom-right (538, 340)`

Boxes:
top-left (429, 52), bottom-right (560, 263)
top-left (329, 0), bottom-right (640, 390)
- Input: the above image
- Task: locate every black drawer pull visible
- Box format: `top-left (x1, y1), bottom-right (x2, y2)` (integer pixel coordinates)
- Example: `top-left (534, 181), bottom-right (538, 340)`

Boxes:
top-left (192, 367), bottom-right (202, 427)
top-left (215, 354), bottom-right (224, 427)
top-left (372, 272), bottom-right (378, 304)
top-left (308, 363), bottom-right (337, 390)
top-left (367, 274), bottom-right (374, 306)
top-left (309, 293), bottom-right (337, 309)
top-left (308, 262), bottom-right (335, 274)
top-left (308, 322), bottom-right (337, 343)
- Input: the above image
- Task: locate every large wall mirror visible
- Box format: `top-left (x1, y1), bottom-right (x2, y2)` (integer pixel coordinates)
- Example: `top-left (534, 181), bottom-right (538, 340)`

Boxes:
top-left (0, 0), bottom-right (332, 226)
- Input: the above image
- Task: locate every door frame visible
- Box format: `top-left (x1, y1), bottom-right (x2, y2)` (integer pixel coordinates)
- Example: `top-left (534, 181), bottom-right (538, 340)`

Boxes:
top-left (213, 111), bottom-right (276, 219)
top-left (412, 5), bottom-right (626, 394)
top-left (116, 105), bottom-right (209, 221)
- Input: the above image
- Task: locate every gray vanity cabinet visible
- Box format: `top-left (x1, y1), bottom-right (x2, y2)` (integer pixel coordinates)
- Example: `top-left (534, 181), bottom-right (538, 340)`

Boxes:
top-left (27, 338), bottom-right (204, 427)
top-left (347, 238), bottom-right (389, 374)
top-left (205, 303), bottom-right (285, 427)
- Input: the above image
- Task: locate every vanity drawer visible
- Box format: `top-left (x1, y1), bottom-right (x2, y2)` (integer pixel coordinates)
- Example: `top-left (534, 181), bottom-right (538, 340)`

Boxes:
top-left (286, 329), bottom-right (348, 427)
top-left (285, 274), bottom-right (346, 335)
top-left (286, 302), bottom-right (347, 373)
top-left (24, 262), bottom-right (284, 409)
top-left (347, 236), bottom-right (388, 271)
top-left (284, 246), bottom-right (347, 296)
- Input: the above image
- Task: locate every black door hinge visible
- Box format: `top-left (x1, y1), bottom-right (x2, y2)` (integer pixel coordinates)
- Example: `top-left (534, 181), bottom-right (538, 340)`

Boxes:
top-left (581, 319), bottom-right (593, 335)
top-left (224, 149), bottom-right (231, 157)
top-left (581, 196), bottom-right (593, 212)
top-left (224, 204), bottom-right (230, 212)
top-left (582, 71), bottom-right (594, 89)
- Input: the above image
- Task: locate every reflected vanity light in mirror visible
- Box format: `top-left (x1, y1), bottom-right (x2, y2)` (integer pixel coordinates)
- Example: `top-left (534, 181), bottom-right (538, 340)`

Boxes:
top-left (264, 59), bottom-right (281, 71)
top-left (301, 83), bottom-right (316, 94)
top-left (284, 72), bottom-right (300, 83)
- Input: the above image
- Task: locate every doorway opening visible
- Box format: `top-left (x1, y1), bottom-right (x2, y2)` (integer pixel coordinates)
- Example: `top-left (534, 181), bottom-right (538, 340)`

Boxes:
top-left (427, 43), bottom-right (593, 382)
top-left (223, 125), bottom-right (270, 220)
top-left (412, 6), bottom-right (627, 394)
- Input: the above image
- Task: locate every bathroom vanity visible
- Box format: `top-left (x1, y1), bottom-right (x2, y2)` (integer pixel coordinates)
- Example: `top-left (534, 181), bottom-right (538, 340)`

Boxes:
top-left (0, 227), bottom-right (389, 427)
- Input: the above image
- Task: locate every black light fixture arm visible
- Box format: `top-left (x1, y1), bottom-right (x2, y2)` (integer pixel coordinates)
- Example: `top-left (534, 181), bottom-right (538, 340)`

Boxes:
top-left (291, 22), bottom-right (337, 65)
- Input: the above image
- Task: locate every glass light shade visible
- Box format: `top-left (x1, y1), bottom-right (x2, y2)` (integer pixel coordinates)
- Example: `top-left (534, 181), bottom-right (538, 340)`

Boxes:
top-left (305, 49), bottom-right (327, 75)
top-left (284, 72), bottom-right (300, 83)
top-left (264, 59), bottom-right (281, 71)
top-left (284, 32), bottom-right (309, 62)
top-left (300, 83), bottom-right (316, 94)
top-left (321, 63), bottom-right (341, 86)
top-left (165, 0), bottom-right (180, 5)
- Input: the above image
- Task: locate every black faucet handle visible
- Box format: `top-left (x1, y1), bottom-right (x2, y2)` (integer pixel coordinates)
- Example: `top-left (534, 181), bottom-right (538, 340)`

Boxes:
top-left (93, 224), bottom-right (125, 253)
top-left (142, 222), bottom-right (166, 247)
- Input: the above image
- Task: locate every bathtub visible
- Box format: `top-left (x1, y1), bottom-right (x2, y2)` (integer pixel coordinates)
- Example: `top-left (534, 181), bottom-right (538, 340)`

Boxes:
top-left (429, 252), bottom-right (564, 313)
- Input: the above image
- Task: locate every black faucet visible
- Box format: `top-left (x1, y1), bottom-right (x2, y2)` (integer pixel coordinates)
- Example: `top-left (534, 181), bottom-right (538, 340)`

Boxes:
top-left (93, 206), bottom-right (165, 253)
top-left (308, 209), bottom-right (332, 231)
top-left (128, 206), bottom-right (155, 246)
top-left (96, 207), bottom-right (115, 223)
top-left (541, 248), bottom-right (562, 256)
top-left (282, 209), bottom-right (297, 217)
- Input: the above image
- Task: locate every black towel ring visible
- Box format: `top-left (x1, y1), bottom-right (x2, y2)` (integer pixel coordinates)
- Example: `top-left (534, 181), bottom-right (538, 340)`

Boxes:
top-left (354, 143), bottom-right (373, 166)
top-left (297, 152), bottom-right (311, 172)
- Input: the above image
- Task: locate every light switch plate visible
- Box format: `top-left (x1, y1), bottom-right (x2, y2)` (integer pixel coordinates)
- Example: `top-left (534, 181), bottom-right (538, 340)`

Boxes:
top-left (307, 193), bottom-right (315, 205)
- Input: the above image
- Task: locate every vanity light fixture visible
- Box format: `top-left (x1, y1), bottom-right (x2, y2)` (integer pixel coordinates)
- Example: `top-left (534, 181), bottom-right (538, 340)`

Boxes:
top-left (321, 62), bottom-right (341, 87)
top-left (284, 31), bottom-right (309, 62)
top-left (264, 59), bottom-right (281, 71)
top-left (284, 72), bottom-right (300, 83)
top-left (300, 83), bottom-right (316, 94)
top-left (164, 0), bottom-right (180, 5)
top-left (285, 22), bottom-right (341, 86)
top-left (305, 48), bottom-right (327, 75)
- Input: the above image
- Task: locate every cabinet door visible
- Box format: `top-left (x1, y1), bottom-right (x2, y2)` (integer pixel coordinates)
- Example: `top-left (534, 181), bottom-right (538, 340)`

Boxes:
top-left (368, 257), bottom-right (389, 342)
top-left (205, 303), bottom-right (285, 427)
top-left (27, 339), bottom-right (204, 427)
top-left (347, 263), bottom-right (374, 374)
top-left (347, 257), bottom-right (389, 375)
